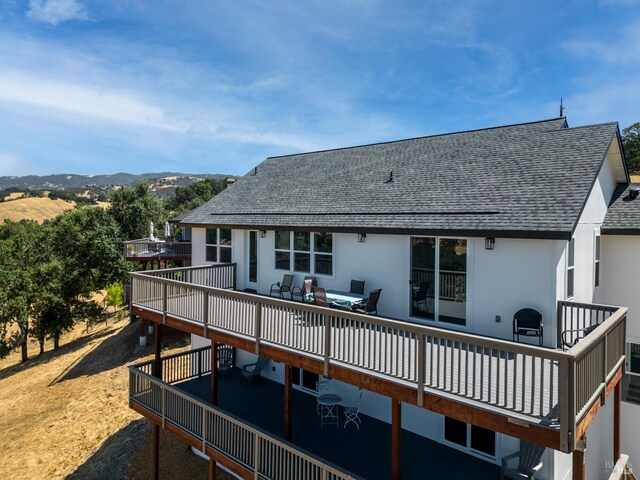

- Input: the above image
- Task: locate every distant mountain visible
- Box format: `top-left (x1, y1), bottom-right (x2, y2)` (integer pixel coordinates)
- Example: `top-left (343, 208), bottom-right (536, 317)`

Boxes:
top-left (0, 172), bottom-right (230, 191)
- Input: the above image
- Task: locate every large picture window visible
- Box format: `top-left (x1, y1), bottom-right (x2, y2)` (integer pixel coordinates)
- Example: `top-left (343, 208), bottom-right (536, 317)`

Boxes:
top-left (411, 237), bottom-right (467, 326)
top-left (206, 228), bottom-right (232, 263)
top-left (275, 231), bottom-right (333, 276)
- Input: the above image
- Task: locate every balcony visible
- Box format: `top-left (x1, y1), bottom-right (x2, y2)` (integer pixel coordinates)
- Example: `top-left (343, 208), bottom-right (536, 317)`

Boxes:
top-left (130, 264), bottom-right (627, 455)
top-left (124, 239), bottom-right (192, 262)
top-left (130, 347), bottom-right (502, 479)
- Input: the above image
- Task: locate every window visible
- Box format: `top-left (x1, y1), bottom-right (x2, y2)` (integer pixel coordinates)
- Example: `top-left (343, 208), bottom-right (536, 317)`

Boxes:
top-left (594, 234), bottom-right (601, 288)
top-left (567, 238), bottom-right (575, 298)
top-left (206, 228), bottom-right (232, 263)
top-left (623, 343), bottom-right (640, 405)
top-left (274, 231), bottom-right (333, 275)
top-left (444, 417), bottom-right (496, 457)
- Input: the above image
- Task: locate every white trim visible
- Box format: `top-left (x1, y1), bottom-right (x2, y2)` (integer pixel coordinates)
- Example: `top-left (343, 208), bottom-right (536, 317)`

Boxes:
top-left (273, 230), bottom-right (335, 278)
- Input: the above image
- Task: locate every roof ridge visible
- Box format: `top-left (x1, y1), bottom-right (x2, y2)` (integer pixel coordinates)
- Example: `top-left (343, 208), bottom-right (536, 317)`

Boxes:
top-left (265, 117), bottom-right (568, 161)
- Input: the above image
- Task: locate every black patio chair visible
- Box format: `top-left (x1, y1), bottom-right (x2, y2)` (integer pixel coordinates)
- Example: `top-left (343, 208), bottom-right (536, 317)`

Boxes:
top-left (500, 440), bottom-right (544, 479)
top-left (513, 308), bottom-right (543, 346)
top-left (350, 279), bottom-right (365, 295)
top-left (354, 289), bottom-right (382, 315)
top-left (270, 274), bottom-right (295, 299)
top-left (561, 323), bottom-right (600, 350)
top-left (292, 276), bottom-right (317, 302)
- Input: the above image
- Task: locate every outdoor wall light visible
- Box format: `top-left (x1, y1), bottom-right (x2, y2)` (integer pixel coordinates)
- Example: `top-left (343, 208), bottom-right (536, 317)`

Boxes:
top-left (259, 230), bottom-right (267, 238)
top-left (357, 233), bottom-right (367, 243)
top-left (485, 237), bottom-right (495, 250)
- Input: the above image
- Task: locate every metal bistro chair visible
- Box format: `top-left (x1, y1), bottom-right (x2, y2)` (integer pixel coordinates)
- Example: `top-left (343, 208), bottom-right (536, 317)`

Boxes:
top-left (316, 379), bottom-right (331, 416)
top-left (350, 279), bottom-right (365, 295)
top-left (500, 440), bottom-right (544, 479)
top-left (513, 308), bottom-right (543, 346)
top-left (292, 276), bottom-right (317, 302)
top-left (270, 274), bottom-right (295, 299)
top-left (354, 289), bottom-right (382, 315)
top-left (343, 389), bottom-right (363, 430)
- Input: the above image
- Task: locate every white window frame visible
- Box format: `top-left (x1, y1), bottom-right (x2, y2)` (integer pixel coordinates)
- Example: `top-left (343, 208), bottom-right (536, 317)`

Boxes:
top-left (409, 235), bottom-right (469, 329)
top-left (205, 228), bottom-right (232, 263)
top-left (594, 231), bottom-right (601, 288)
top-left (566, 237), bottom-right (575, 299)
top-left (441, 416), bottom-right (498, 463)
top-left (274, 231), bottom-right (334, 276)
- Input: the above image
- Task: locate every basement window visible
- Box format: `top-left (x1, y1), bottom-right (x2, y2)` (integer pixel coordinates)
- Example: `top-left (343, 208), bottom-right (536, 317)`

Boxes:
top-left (444, 417), bottom-right (496, 458)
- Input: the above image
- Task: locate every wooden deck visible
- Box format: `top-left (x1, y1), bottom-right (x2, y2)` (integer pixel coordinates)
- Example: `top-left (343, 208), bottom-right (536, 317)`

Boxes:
top-left (131, 264), bottom-right (627, 454)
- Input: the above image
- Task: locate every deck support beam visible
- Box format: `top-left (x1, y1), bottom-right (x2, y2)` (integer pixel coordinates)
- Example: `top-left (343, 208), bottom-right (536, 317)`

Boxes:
top-left (572, 436), bottom-right (586, 480)
top-left (614, 380), bottom-right (621, 462)
top-left (152, 324), bottom-right (162, 480)
top-left (284, 364), bottom-right (293, 441)
top-left (210, 340), bottom-right (218, 479)
top-left (391, 399), bottom-right (401, 480)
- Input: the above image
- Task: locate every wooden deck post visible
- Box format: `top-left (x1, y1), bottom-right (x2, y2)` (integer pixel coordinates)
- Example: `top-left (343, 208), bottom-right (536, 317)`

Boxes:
top-left (391, 399), bottom-right (401, 480)
top-left (572, 435), bottom-right (586, 480)
top-left (210, 340), bottom-right (218, 480)
top-left (211, 341), bottom-right (218, 405)
top-left (152, 323), bottom-right (162, 480)
top-left (284, 364), bottom-right (293, 441)
top-left (614, 381), bottom-right (621, 462)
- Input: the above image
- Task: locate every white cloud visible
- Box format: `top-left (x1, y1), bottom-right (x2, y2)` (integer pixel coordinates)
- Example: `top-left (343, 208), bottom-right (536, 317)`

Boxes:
top-left (563, 18), bottom-right (640, 65)
top-left (0, 72), bottom-right (186, 132)
top-left (27, 0), bottom-right (88, 26)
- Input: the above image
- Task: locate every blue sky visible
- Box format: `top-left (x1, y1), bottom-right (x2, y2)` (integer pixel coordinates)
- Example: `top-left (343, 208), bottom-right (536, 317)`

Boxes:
top-left (0, 0), bottom-right (638, 177)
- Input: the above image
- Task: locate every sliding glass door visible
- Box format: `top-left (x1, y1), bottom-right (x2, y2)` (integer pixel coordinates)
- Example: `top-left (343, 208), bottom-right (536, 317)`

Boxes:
top-left (411, 237), bottom-right (467, 326)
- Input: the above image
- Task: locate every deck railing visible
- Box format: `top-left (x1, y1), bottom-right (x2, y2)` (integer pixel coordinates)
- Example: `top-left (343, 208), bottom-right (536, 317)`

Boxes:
top-left (130, 352), bottom-right (359, 480)
top-left (131, 265), bottom-right (627, 453)
top-left (124, 240), bottom-right (192, 258)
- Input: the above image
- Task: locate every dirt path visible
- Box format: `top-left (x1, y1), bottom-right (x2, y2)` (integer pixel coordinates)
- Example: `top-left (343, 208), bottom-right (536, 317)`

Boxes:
top-left (0, 316), bottom-right (216, 479)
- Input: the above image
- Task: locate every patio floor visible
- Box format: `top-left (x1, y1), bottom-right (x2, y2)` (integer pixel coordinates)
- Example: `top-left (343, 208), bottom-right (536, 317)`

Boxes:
top-left (176, 369), bottom-right (500, 480)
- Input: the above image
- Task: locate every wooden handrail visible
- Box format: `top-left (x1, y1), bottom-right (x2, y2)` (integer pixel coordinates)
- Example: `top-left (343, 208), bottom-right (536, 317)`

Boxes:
top-left (129, 365), bottom-right (361, 479)
top-left (130, 265), bottom-right (627, 454)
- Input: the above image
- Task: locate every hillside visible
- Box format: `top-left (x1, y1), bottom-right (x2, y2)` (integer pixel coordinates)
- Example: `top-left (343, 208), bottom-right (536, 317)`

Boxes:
top-left (0, 172), bottom-right (229, 191)
top-left (0, 197), bottom-right (77, 223)
top-left (0, 317), bottom-right (232, 480)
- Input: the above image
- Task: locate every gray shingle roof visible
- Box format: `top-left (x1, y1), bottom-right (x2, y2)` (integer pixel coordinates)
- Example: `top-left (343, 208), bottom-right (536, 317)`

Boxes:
top-left (602, 184), bottom-right (640, 234)
top-left (180, 118), bottom-right (618, 239)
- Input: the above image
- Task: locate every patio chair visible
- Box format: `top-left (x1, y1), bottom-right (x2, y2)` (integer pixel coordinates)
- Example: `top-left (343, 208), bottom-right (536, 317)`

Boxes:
top-left (242, 356), bottom-right (268, 385)
top-left (500, 440), bottom-right (544, 479)
top-left (561, 323), bottom-right (600, 350)
top-left (217, 344), bottom-right (234, 374)
top-left (350, 279), bottom-right (365, 295)
top-left (292, 276), bottom-right (317, 302)
top-left (270, 274), bottom-right (295, 299)
top-left (513, 308), bottom-right (543, 346)
top-left (343, 389), bottom-right (363, 429)
top-left (312, 286), bottom-right (330, 307)
top-left (354, 289), bottom-right (382, 315)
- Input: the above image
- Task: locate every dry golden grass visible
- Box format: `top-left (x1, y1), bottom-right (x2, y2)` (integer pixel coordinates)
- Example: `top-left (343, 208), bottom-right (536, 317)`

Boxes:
top-left (0, 314), bottom-right (225, 480)
top-left (4, 192), bottom-right (25, 201)
top-left (630, 175), bottom-right (640, 183)
top-left (0, 197), bottom-right (76, 223)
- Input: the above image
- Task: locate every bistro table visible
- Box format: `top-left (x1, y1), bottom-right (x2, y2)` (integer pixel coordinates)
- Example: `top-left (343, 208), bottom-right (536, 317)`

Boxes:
top-left (305, 290), bottom-right (368, 310)
top-left (317, 393), bottom-right (342, 428)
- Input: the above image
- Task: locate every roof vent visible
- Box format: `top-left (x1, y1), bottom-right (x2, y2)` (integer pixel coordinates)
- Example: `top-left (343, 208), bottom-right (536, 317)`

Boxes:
top-left (630, 185), bottom-right (640, 200)
top-left (384, 170), bottom-right (393, 183)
